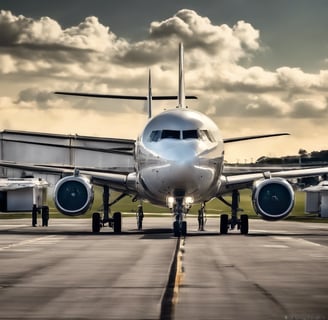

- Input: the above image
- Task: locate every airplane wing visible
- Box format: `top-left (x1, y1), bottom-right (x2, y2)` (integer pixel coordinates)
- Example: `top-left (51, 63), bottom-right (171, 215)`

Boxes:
top-left (220, 166), bottom-right (328, 193)
top-left (0, 161), bottom-right (134, 193)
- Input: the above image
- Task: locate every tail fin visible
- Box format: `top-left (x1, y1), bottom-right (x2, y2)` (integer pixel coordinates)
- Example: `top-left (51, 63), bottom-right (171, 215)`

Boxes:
top-left (178, 43), bottom-right (186, 109)
top-left (148, 69), bottom-right (152, 118)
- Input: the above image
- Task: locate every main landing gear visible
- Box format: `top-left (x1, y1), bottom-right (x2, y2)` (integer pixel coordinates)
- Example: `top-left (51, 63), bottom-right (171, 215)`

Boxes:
top-left (91, 186), bottom-right (126, 233)
top-left (218, 190), bottom-right (249, 235)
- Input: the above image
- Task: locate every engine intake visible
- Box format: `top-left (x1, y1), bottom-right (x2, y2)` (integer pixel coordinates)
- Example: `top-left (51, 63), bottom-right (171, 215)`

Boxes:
top-left (54, 176), bottom-right (94, 216)
top-left (252, 178), bottom-right (294, 221)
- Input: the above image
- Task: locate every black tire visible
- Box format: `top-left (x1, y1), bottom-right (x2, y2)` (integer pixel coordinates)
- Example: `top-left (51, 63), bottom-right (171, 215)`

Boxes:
top-left (220, 214), bottom-right (229, 235)
top-left (181, 221), bottom-right (187, 237)
top-left (240, 214), bottom-right (249, 235)
top-left (41, 206), bottom-right (49, 227)
top-left (173, 221), bottom-right (180, 237)
top-left (92, 212), bottom-right (101, 233)
top-left (32, 205), bottom-right (37, 227)
top-left (113, 212), bottom-right (122, 233)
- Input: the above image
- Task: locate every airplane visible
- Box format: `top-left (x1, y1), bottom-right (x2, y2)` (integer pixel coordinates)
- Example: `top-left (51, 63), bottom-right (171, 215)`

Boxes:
top-left (1, 43), bottom-right (328, 236)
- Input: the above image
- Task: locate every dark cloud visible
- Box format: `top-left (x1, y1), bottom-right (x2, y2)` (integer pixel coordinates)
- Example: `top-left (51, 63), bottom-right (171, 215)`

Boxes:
top-left (289, 98), bottom-right (328, 118)
top-left (0, 9), bottom-right (328, 121)
top-left (15, 88), bottom-right (55, 109)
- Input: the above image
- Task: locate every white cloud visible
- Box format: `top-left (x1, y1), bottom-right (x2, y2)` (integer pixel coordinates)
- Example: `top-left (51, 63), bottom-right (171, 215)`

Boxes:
top-left (0, 9), bottom-right (328, 162)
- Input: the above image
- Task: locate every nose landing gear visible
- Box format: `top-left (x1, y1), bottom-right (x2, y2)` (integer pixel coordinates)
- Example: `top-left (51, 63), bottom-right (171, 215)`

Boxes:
top-left (172, 198), bottom-right (187, 237)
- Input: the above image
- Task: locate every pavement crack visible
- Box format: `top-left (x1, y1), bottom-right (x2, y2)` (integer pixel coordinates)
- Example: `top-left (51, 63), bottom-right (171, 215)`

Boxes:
top-left (253, 283), bottom-right (289, 315)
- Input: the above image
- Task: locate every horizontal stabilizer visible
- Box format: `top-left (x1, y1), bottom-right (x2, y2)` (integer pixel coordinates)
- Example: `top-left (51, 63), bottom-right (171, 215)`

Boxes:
top-left (223, 133), bottom-right (289, 144)
top-left (54, 91), bottom-right (197, 100)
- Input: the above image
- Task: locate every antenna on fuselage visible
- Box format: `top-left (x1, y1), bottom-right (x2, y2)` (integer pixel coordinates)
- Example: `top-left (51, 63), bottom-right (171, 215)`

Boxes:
top-left (148, 69), bottom-right (152, 118)
top-left (178, 43), bottom-right (186, 109)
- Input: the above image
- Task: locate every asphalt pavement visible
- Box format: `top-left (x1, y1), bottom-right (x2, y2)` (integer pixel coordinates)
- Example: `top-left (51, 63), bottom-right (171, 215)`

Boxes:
top-left (0, 216), bottom-right (327, 320)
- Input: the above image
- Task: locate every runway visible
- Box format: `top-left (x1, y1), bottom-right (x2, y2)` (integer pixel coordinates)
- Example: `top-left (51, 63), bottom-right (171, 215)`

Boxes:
top-left (0, 216), bottom-right (327, 320)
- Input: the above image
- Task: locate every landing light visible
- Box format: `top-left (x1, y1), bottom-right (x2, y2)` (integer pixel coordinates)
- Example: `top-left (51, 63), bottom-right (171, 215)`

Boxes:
top-left (184, 196), bottom-right (194, 205)
top-left (167, 196), bottom-right (175, 209)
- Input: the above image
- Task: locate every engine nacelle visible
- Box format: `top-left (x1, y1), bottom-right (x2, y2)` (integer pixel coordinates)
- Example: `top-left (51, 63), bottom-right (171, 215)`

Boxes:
top-left (252, 178), bottom-right (294, 221)
top-left (53, 176), bottom-right (94, 216)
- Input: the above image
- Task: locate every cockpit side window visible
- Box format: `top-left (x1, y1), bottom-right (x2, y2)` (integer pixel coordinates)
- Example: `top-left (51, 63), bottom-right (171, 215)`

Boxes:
top-left (149, 130), bottom-right (161, 142)
top-left (183, 130), bottom-right (198, 139)
top-left (199, 130), bottom-right (216, 142)
top-left (161, 130), bottom-right (180, 139)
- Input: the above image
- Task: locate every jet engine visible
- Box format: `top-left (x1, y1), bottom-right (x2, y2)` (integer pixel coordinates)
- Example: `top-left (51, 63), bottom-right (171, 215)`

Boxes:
top-left (53, 176), bottom-right (94, 216)
top-left (252, 178), bottom-right (294, 221)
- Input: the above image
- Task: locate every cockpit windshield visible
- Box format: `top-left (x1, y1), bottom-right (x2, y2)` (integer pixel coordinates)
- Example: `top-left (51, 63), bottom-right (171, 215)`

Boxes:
top-left (149, 129), bottom-right (216, 142)
top-left (162, 130), bottom-right (180, 139)
top-left (182, 130), bottom-right (198, 139)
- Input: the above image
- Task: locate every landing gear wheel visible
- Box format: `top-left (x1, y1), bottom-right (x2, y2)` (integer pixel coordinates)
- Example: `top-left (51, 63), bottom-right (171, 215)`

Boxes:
top-left (173, 221), bottom-right (181, 237)
top-left (181, 221), bottom-right (187, 237)
top-left (220, 214), bottom-right (229, 235)
top-left (240, 214), bottom-right (249, 235)
top-left (92, 212), bottom-right (101, 233)
top-left (41, 206), bottom-right (49, 227)
top-left (113, 212), bottom-right (122, 233)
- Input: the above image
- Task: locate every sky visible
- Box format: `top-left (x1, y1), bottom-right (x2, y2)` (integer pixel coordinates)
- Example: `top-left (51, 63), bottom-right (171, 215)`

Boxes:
top-left (0, 0), bottom-right (328, 162)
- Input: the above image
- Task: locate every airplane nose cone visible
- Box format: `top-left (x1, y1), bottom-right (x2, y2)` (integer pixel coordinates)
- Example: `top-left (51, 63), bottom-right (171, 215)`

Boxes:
top-left (162, 141), bottom-right (200, 166)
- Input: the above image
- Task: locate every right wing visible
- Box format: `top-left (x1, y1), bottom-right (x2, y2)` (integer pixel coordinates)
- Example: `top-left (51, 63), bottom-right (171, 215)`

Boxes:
top-left (0, 161), bottom-right (135, 193)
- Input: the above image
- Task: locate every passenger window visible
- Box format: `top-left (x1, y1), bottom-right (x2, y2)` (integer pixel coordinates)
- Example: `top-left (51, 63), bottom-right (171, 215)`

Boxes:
top-left (161, 130), bottom-right (180, 139)
top-left (149, 130), bottom-right (161, 142)
top-left (183, 130), bottom-right (198, 139)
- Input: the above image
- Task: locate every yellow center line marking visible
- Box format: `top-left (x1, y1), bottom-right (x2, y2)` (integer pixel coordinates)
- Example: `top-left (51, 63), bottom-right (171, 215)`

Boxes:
top-left (172, 237), bottom-right (185, 305)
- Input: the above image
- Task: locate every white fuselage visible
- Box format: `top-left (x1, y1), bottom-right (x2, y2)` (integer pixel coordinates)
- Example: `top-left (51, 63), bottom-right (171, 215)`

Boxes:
top-left (134, 108), bottom-right (224, 206)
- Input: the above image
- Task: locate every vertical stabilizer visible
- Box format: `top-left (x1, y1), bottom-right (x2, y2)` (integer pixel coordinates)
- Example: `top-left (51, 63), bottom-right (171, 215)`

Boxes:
top-left (178, 43), bottom-right (186, 108)
top-left (148, 69), bottom-right (152, 118)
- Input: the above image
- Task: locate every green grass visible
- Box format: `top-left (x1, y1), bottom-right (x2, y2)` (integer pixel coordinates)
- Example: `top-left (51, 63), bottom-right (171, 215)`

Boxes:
top-left (0, 188), bottom-right (327, 223)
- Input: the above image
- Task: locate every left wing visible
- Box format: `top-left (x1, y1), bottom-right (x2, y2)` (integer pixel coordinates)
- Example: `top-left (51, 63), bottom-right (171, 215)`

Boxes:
top-left (220, 166), bottom-right (328, 193)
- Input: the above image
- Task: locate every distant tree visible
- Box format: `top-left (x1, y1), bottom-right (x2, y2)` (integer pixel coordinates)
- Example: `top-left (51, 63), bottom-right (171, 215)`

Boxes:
top-left (298, 149), bottom-right (308, 158)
